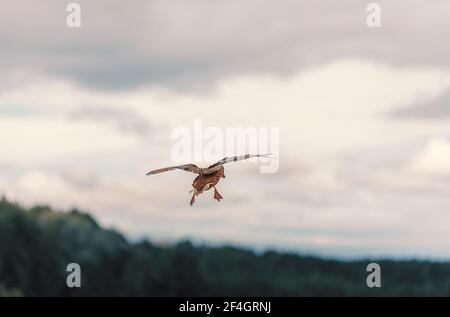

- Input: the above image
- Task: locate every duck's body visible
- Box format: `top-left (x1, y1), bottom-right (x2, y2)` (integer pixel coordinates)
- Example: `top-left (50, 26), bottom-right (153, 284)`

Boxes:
top-left (190, 166), bottom-right (225, 206)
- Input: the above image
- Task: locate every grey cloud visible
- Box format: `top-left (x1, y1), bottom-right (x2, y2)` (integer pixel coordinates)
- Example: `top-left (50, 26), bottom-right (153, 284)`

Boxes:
top-left (1, 0), bottom-right (450, 91)
top-left (60, 169), bottom-right (100, 191)
top-left (394, 89), bottom-right (450, 119)
top-left (69, 105), bottom-right (154, 136)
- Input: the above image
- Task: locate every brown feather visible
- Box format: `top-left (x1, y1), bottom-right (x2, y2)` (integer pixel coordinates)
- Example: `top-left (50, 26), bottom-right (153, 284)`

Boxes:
top-left (146, 164), bottom-right (200, 175)
top-left (192, 166), bottom-right (224, 193)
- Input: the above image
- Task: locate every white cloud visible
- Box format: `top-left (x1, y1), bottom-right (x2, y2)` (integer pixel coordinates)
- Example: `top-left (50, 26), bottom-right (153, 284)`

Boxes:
top-left (2, 59), bottom-right (450, 258)
top-left (410, 138), bottom-right (450, 175)
top-left (0, 116), bottom-right (139, 166)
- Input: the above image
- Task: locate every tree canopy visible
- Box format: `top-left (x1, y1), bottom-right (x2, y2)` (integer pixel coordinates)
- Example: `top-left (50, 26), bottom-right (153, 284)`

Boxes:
top-left (1, 198), bottom-right (449, 296)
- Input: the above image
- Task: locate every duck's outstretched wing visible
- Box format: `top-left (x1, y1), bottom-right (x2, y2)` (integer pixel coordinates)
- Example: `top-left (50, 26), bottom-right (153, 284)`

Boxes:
top-left (203, 154), bottom-right (273, 174)
top-left (146, 164), bottom-right (200, 175)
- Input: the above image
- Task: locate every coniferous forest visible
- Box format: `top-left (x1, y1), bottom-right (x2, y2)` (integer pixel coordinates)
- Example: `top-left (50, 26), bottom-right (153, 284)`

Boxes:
top-left (1, 197), bottom-right (450, 297)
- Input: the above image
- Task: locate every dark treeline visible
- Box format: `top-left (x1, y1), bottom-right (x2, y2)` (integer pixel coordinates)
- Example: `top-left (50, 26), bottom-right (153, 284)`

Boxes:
top-left (1, 197), bottom-right (450, 296)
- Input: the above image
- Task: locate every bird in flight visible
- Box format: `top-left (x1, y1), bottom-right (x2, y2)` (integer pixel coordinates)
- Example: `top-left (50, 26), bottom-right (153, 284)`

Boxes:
top-left (146, 154), bottom-right (272, 206)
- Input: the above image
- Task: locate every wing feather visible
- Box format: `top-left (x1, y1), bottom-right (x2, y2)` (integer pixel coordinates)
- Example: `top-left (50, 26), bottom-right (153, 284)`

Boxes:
top-left (146, 164), bottom-right (199, 175)
top-left (203, 154), bottom-right (272, 174)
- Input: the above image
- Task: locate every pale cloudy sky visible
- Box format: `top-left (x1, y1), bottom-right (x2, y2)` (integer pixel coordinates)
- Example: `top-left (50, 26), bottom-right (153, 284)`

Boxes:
top-left (1, 0), bottom-right (450, 259)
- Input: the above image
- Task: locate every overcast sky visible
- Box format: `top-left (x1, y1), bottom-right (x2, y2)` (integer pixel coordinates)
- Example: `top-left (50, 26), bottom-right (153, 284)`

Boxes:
top-left (1, 0), bottom-right (450, 259)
